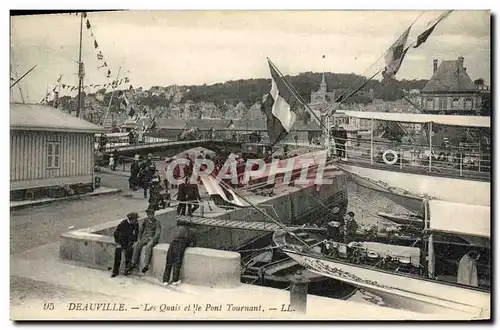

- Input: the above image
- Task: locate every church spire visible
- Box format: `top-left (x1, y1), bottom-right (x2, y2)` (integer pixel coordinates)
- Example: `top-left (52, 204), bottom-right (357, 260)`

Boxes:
top-left (320, 72), bottom-right (327, 93)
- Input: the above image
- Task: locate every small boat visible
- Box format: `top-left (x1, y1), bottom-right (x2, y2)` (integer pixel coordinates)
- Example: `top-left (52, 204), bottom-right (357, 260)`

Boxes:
top-left (377, 212), bottom-right (424, 229)
top-left (274, 199), bottom-right (491, 318)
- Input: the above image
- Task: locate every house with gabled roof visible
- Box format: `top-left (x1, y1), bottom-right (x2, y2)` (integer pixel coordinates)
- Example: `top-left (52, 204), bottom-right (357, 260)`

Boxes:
top-left (420, 56), bottom-right (481, 115)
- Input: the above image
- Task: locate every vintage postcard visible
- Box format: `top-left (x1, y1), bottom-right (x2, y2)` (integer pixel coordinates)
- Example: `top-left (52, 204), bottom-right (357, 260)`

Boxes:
top-left (9, 9), bottom-right (491, 321)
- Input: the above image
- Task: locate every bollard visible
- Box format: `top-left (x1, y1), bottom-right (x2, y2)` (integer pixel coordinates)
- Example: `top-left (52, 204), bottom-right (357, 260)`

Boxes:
top-left (289, 270), bottom-right (309, 314)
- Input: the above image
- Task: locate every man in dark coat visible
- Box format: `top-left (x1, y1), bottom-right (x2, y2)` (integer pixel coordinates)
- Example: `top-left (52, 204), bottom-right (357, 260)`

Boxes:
top-left (112, 149), bottom-right (119, 171)
top-left (186, 181), bottom-right (201, 216)
top-left (344, 211), bottom-right (358, 243)
top-left (163, 226), bottom-right (197, 286)
top-left (138, 154), bottom-right (156, 198)
top-left (128, 130), bottom-right (135, 144)
top-left (111, 212), bottom-right (139, 277)
top-left (129, 155), bottom-right (140, 190)
top-left (176, 177), bottom-right (188, 215)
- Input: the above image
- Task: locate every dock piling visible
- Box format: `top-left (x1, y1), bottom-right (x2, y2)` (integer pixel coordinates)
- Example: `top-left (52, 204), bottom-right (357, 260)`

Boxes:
top-left (289, 270), bottom-right (309, 314)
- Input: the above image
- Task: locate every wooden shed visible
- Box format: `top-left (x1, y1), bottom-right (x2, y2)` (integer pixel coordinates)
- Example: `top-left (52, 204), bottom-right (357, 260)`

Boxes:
top-left (10, 103), bottom-right (105, 200)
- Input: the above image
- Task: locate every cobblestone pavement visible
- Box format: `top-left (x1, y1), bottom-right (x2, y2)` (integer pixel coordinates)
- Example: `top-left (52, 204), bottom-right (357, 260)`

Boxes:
top-left (10, 191), bottom-right (150, 255)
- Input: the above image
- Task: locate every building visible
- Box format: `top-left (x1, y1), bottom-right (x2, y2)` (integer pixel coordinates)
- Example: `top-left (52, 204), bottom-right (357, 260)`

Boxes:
top-left (308, 73), bottom-right (338, 125)
top-left (420, 56), bottom-right (481, 115)
top-left (10, 103), bottom-right (105, 200)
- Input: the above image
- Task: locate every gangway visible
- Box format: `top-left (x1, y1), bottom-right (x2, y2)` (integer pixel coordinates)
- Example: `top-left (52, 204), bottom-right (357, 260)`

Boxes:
top-left (177, 215), bottom-right (280, 232)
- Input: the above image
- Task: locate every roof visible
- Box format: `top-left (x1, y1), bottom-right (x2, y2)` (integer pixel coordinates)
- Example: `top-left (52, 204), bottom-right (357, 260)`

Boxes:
top-left (338, 110), bottom-right (490, 128)
top-left (157, 118), bottom-right (321, 131)
top-left (422, 60), bottom-right (478, 93)
top-left (10, 103), bottom-right (105, 133)
top-left (427, 200), bottom-right (490, 238)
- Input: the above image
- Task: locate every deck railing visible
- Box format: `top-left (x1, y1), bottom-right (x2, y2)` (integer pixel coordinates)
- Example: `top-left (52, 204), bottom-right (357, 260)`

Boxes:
top-left (332, 136), bottom-right (491, 180)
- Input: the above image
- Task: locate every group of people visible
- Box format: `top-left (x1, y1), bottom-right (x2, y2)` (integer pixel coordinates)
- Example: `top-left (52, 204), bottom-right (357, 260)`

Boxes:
top-left (111, 209), bottom-right (197, 286)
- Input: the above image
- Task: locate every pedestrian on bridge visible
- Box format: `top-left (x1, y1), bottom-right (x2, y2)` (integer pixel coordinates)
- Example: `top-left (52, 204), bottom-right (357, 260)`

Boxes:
top-left (131, 208), bottom-right (161, 274)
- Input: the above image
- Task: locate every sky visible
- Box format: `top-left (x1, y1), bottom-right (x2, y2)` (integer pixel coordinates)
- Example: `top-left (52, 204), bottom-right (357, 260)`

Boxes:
top-left (10, 10), bottom-right (490, 103)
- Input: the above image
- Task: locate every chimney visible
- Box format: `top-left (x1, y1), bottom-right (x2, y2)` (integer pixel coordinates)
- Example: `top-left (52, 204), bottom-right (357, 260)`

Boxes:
top-left (433, 59), bottom-right (438, 73)
top-left (458, 56), bottom-right (464, 68)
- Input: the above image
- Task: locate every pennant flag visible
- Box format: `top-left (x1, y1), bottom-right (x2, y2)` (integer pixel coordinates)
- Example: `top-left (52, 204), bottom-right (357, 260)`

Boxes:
top-left (107, 69), bottom-right (111, 78)
top-left (62, 84), bottom-right (66, 89)
top-left (57, 75), bottom-right (62, 83)
top-left (86, 19), bottom-right (91, 29)
top-left (150, 120), bottom-right (157, 130)
top-left (128, 106), bottom-right (136, 117)
top-left (227, 120), bottom-right (235, 129)
top-left (82, 12), bottom-right (87, 18)
top-left (129, 84), bottom-right (134, 90)
top-left (263, 60), bottom-right (298, 145)
top-left (382, 27), bottom-right (411, 80)
top-left (97, 52), bottom-right (103, 60)
top-left (413, 11), bottom-right (452, 49)
top-left (125, 77), bottom-right (130, 83)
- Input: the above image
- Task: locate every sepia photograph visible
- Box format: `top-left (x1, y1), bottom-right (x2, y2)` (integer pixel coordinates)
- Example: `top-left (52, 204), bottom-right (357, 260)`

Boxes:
top-left (9, 7), bottom-right (491, 321)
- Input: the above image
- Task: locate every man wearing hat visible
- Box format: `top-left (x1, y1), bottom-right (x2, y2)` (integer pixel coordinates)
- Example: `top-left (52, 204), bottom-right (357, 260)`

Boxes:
top-left (131, 208), bottom-right (162, 273)
top-left (138, 153), bottom-right (156, 199)
top-left (111, 212), bottom-right (140, 278)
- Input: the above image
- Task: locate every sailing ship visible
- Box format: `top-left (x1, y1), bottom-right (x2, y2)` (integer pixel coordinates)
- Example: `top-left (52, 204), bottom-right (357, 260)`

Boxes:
top-left (272, 198), bottom-right (490, 317)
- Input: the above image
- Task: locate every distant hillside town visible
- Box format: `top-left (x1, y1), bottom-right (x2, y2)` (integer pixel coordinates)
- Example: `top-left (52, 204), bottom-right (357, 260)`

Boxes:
top-left (54, 56), bottom-right (490, 132)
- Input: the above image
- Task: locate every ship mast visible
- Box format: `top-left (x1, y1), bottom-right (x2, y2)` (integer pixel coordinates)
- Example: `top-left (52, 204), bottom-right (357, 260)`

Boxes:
top-left (76, 12), bottom-right (85, 118)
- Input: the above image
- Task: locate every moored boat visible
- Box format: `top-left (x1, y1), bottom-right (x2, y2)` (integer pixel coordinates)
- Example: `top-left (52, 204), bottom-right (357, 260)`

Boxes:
top-left (273, 199), bottom-right (491, 317)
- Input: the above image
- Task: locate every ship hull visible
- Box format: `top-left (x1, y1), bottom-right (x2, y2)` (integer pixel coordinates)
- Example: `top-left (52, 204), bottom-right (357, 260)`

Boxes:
top-left (283, 249), bottom-right (490, 318)
top-left (335, 163), bottom-right (490, 212)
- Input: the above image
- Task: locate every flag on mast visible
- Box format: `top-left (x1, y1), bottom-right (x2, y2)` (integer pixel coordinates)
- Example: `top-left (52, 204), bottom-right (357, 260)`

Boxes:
top-left (263, 59), bottom-right (298, 145)
top-left (413, 11), bottom-right (453, 49)
top-left (382, 27), bottom-right (411, 80)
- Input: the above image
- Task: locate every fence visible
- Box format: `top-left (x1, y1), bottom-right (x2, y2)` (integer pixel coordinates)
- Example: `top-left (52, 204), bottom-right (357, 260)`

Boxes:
top-left (331, 136), bottom-right (491, 180)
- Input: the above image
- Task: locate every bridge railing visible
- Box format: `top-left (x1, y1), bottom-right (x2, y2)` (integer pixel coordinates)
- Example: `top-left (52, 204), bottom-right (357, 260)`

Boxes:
top-left (332, 136), bottom-right (491, 180)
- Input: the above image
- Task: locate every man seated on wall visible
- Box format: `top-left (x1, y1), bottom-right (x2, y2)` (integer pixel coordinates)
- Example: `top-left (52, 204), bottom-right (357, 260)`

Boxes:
top-left (131, 208), bottom-right (162, 274)
top-left (111, 212), bottom-right (139, 278)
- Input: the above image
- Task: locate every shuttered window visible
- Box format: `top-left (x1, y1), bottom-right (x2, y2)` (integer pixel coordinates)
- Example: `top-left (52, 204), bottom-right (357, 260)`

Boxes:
top-left (47, 142), bottom-right (60, 169)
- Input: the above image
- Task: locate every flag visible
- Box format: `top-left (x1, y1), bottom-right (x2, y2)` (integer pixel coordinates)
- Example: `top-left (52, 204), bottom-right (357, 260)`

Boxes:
top-left (94, 40), bottom-right (99, 49)
top-left (97, 52), bottom-right (103, 60)
top-left (263, 60), bottom-right (298, 145)
top-left (86, 19), bottom-right (91, 29)
top-left (382, 27), bottom-right (411, 80)
top-left (200, 175), bottom-right (249, 208)
top-left (128, 106), bottom-right (136, 117)
top-left (57, 75), bottom-right (62, 83)
top-left (107, 69), bottom-right (111, 78)
top-left (118, 90), bottom-right (130, 109)
top-left (227, 120), bottom-right (235, 129)
top-left (413, 11), bottom-right (452, 49)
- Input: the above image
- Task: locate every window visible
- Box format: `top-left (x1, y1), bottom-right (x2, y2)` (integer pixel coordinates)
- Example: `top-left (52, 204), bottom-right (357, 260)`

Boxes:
top-left (426, 98), bottom-right (434, 110)
top-left (464, 98), bottom-right (473, 110)
top-left (47, 142), bottom-right (60, 169)
top-left (439, 98), bottom-right (447, 110)
top-left (452, 98), bottom-right (460, 108)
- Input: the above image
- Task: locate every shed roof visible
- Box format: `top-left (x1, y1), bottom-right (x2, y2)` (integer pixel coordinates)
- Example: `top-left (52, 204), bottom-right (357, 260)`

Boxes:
top-left (422, 60), bottom-right (478, 93)
top-left (10, 103), bottom-right (105, 133)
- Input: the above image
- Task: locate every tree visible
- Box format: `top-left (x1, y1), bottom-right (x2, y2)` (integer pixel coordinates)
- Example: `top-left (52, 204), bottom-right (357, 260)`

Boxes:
top-left (479, 93), bottom-right (491, 116)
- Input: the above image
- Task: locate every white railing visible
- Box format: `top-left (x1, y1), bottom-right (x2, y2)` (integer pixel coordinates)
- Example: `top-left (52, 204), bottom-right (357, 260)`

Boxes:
top-left (332, 137), bottom-right (491, 180)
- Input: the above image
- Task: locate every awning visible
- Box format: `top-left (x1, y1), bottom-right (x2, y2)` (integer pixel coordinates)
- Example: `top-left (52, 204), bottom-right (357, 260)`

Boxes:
top-left (338, 110), bottom-right (490, 128)
top-left (427, 200), bottom-right (490, 238)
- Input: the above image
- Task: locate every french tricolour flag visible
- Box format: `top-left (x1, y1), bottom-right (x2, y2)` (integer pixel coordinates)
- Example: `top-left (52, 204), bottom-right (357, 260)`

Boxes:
top-left (264, 60), bottom-right (297, 145)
